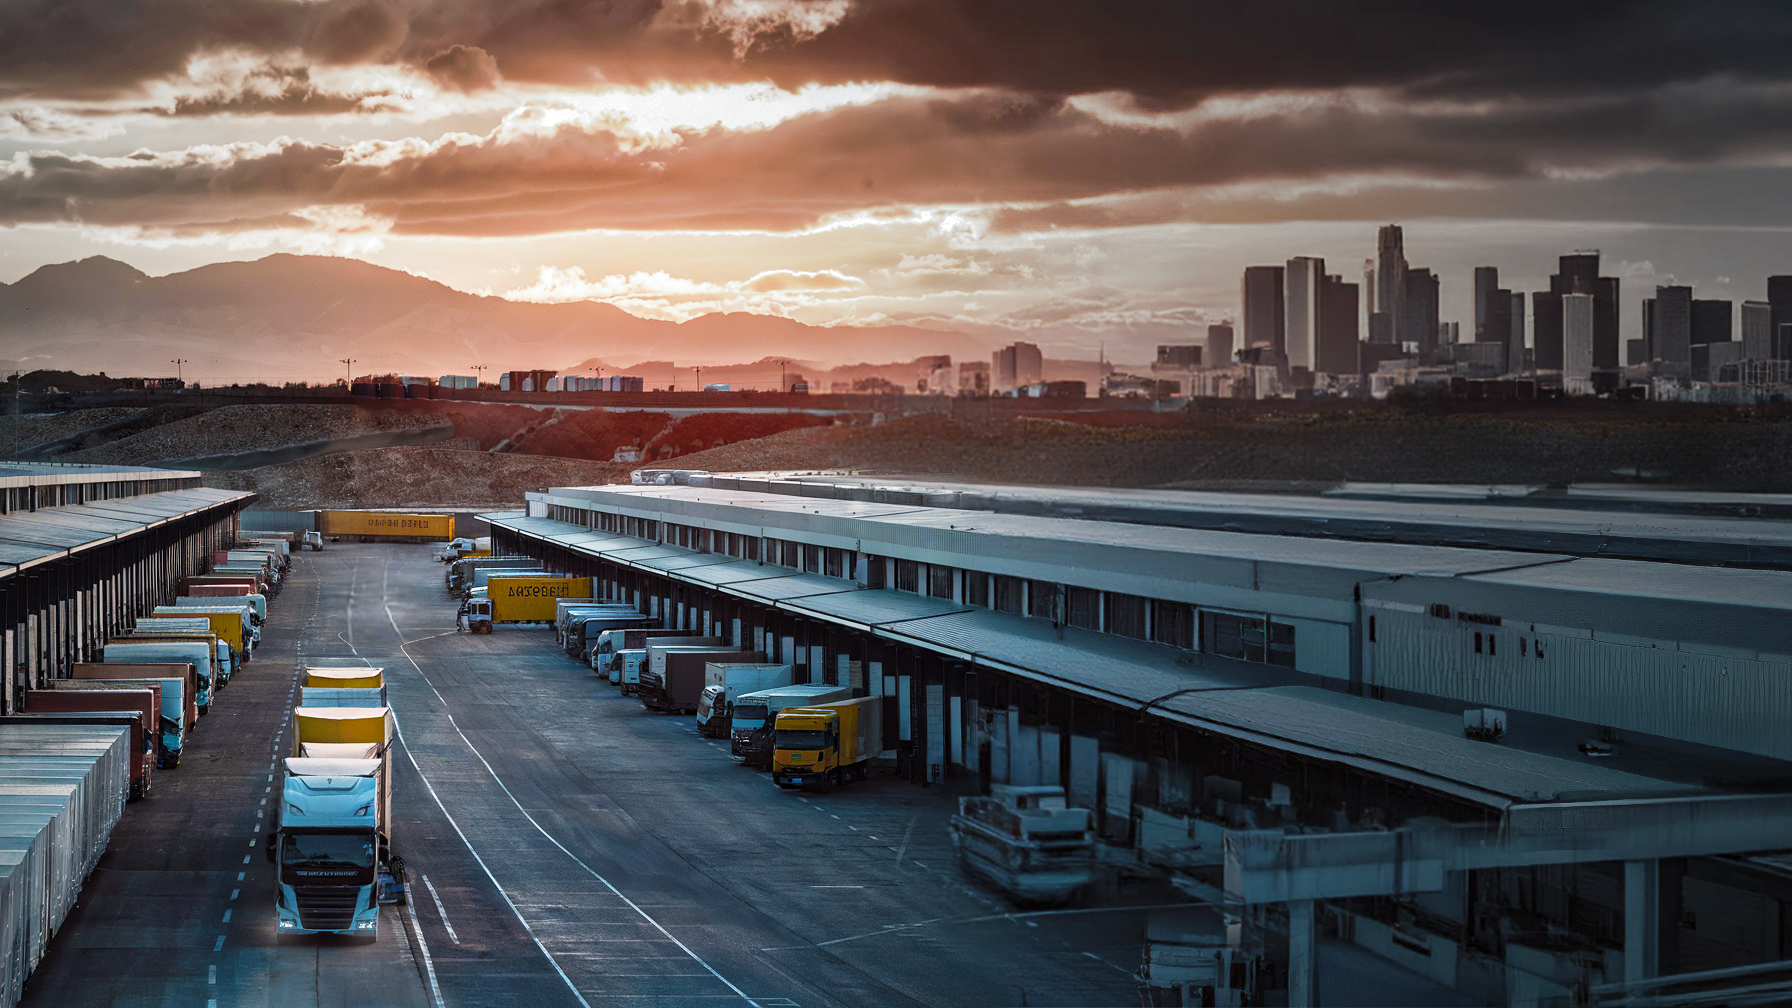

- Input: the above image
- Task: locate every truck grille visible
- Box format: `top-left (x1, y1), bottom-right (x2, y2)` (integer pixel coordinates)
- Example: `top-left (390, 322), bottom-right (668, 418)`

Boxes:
top-left (294, 886), bottom-right (362, 930)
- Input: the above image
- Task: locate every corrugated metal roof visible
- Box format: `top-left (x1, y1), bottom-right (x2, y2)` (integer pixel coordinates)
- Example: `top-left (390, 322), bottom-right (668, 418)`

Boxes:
top-left (0, 488), bottom-right (252, 576)
top-left (725, 571), bottom-right (861, 603)
top-left (1162, 687), bottom-right (1686, 805)
top-left (676, 561), bottom-right (796, 587)
top-left (781, 588), bottom-right (974, 628)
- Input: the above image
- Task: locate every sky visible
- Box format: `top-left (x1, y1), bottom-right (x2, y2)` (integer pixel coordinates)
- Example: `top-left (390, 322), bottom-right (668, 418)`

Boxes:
top-left (1, 0), bottom-right (1791, 362)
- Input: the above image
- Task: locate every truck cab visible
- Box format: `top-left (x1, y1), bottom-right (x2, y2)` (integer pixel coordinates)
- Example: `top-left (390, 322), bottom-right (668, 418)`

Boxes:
top-left (273, 758), bottom-right (388, 939)
top-left (773, 707), bottom-right (840, 788)
top-left (461, 598), bottom-right (494, 634)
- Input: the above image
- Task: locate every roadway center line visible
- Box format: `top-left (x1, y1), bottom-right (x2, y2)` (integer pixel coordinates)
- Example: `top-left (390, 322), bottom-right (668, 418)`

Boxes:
top-left (403, 883), bottom-right (448, 1008)
top-left (382, 596), bottom-right (759, 1007)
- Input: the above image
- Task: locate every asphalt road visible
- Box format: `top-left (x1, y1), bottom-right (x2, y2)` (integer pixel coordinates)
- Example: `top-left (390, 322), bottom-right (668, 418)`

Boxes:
top-left (21, 542), bottom-right (1172, 1007)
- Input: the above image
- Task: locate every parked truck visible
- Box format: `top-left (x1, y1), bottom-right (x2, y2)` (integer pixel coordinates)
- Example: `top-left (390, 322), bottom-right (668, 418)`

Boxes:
top-left (772, 695), bottom-right (885, 790)
top-left (177, 590), bottom-right (266, 623)
top-left (117, 628), bottom-right (229, 689)
top-left (60, 669), bottom-right (188, 767)
top-left (461, 576), bottom-right (592, 633)
top-left (152, 604), bottom-right (256, 654)
top-left (306, 668), bottom-right (384, 690)
top-left (435, 537), bottom-right (490, 562)
top-left (563, 613), bottom-right (656, 660)
top-left (19, 693), bottom-right (158, 798)
top-left (732, 684), bottom-right (852, 767)
top-left (183, 574), bottom-right (267, 597)
top-left (949, 785), bottom-right (1096, 905)
top-left (695, 663), bottom-right (794, 738)
top-left (102, 640), bottom-right (213, 712)
top-left (272, 704), bottom-right (402, 939)
top-left (590, 628), bottom-right (708, 668)
top-left (639, 647), bottom-right (761, 714)
top-left (447, 557), bottom-right (543, 593)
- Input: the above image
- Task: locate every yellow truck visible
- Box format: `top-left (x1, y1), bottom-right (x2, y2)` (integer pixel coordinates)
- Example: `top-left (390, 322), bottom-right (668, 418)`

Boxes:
top-left (772, 695), bottom-right (885, 791)
top-left (306, 667), bottom-right (384, 690)
top-left (462, 576), bottom-right (592, 633)
top-left (152, 604), bottom-right (253, 658)
top-left (318, 510), bottom-right (455, 542)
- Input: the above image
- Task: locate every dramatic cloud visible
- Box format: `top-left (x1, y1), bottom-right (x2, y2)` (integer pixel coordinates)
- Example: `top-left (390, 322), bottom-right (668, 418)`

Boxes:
top-left (501, 263), bottom-right (867, 320)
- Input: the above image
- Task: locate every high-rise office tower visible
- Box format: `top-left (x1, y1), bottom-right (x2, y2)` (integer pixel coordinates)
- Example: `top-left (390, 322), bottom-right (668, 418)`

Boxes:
top-left (1533, 291), bottom-right (1563, 371)
top-left (1769, 276), bottom-right (1792, 338)
top-left (1485, 288), bottom-right (1513, 373)
top-left (1474, 267), bottom-right (1500, 340)
top-left (1317, 274), bottom-right (1360, 376)
top-left (1375, 225), bottom-right (1407, 344)
top-left (1594, 276), bottom-right (1621, 381)
top-left (1363, 260), bottom-right (1376, 317)
top-left (1509, 291), bottom-right (1526, 373)
top-left (1284, 256), bottom-right (1325, 371)
top-left (1651, 286), bottom-right (1693, 378)
top-left (1401, 268), bottom-right (1440, 363)
top-left (1554, 254), bottom-right (1600, 294)
top-left (1642, 298), bottom-right (1656, 360)
top-left (1563, 293), bottom-right (1596, 389)
top-left (1691, 299), bottom-right (1733, 345)
top-left (1207, 324), bottom-right (1235, 366)
top-left (1742, 301), bottom-right (1773, 359)
top-left (1242, 266), bottom-right (1286, 352)
top-left (991, 341), bottom-right (1043, 391)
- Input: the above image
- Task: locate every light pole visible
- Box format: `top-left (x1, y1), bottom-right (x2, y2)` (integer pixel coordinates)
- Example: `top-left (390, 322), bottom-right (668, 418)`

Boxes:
top-left (695, 366), bottom-right (703, 391)
top-left (340, 358), bottom-right (356, 386)
top-left (588, 365), bottom-right (602, 392)
top-left (170, 358), bottom-right (188, 385)
top-left (471, 364), bottom-right (487, 388)
top-left (776, 358), bottom-right (790, 392)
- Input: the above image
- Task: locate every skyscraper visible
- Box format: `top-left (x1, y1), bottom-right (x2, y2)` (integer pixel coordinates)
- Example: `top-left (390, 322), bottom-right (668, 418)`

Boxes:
top-left (1533, 291), bottom-right (1563, 371)
top-left (1742, 301), bottom-right (1773, 359)
top-left (1651, 286), bottom-right (1693, 379)
top-left (1362, 260), bottom-right (1376, 317)
top-left (1242, 266), bottom-right (1286, 352)
top-left (1509, 291), bottom-right (1526, 374)
top-left (992, 342), bottom-right (1043, 391)
top-left (1207, 323), bottom-right (1235, 366)
top-left (1563, 293), bottom-right (1596, 392)
top-left (1768, 276), bottom-right (1792, 337)
top-left (1317, 274), bottom-right (1359, 376)
top-left (1485, 288), bottom-right (1513, 373)
top-left (1402, 268), bottom-right (1439, 363)
top-left (1474, 266), bottom-right (1500, 340)
top-left (1375, 225), bottom-right (1406, 344)
top-left (1691, 299), bottom-right (1733, 345)
top-left (1284, 256), bottom-right (1325, 371)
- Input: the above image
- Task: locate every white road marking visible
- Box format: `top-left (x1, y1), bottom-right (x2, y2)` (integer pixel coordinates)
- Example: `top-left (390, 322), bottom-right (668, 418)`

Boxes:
top-left (236, 873), bottom-right (244, 881)
top-left (242, 856), bottom-right (250, 864)
top-left (208, 965), bottom-right (216, 985)
top-left (382, 599), bottom-right (758, 1008)
top-left (421, 874), bottom-right (460, 944)
top-left (221, 910), bottom-right (231, 923)
top-left (229, 889), bottom-right (239, 901)
top-left (404, 890), bottom-right (448, 1008)
top-left (213, 936), bottom-right (225, 951)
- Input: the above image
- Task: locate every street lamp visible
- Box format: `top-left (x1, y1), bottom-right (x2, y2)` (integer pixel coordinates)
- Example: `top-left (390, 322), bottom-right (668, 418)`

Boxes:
top-left (471, 364), bottom-right (488, 387)
top-left (340, 358), bottom-right (356, 386)
top-left (587, 365), bottom-right (602, 392)
top-left (170, 358), bottom-right (188, 384)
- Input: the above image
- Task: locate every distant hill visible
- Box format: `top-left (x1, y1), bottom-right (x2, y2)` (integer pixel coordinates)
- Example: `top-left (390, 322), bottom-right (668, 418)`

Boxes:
top-left (0, 254), bottom-right (992, 382)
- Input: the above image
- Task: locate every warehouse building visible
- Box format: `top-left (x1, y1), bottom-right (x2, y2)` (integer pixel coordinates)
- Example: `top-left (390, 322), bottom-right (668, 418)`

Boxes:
top-left (489, 480), bottom-right (1792, 1006)
top-left (0, 463), bottom-right (254, 710)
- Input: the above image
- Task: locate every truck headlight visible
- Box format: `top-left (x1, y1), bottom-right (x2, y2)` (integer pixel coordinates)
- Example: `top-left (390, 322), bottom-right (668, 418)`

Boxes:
top-left (353, 803), bottom-right (372, 817)
top-left (355, 919), bottom-right (377, 929)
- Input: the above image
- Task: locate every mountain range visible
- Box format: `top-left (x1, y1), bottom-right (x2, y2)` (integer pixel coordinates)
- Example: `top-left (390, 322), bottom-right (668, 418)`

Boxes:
top-left (0, 255), bottom-right (993, 383)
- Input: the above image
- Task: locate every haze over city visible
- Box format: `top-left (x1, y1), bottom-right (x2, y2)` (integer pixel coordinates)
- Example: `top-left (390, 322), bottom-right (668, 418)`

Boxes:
top-left (1, 1), bottom-right (1791, 380)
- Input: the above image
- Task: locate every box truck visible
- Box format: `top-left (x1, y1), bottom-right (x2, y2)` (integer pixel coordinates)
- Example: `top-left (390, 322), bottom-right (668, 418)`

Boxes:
top-left (773, 695), bottom-right (885, 790)
top-left (102, 640), bottom-right (214, 710)
top-left (447, 557), bottom-right (543, 593)
top-left (306, 668), bottom-right (384, 689)
top-left (55, 674), bottom-right (185, 767)
top-left (601, 637), bottom-right (723, 691)
top-left (589, 628), bottom-right (709, 665)
top-left (19, 695), bottom-right (157, 798)
top-left (563, 613), bottom-right (656, 660)
top-left (273, 705), bottom-right (402, 939)
top-left (435, 537), bottom-right (490, 562)
top-left (695, 664), bottom-right (794, 737)
top-left (177, 590), bottom-right (266, 623)
top-left (462, 576), bottom-right (592, 632)
top-left (730, 684), bottom-right (851, 767)
top-left (639, 649), bottom-right (763, 714)
top-left (152, 605), bottom-right (255, 654)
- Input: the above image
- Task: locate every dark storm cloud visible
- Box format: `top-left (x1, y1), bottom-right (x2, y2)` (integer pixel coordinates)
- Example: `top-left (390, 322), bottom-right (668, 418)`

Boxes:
top-left (11, 79), bottom-right (1792, 238)
top-left (3, 1), bottom-right (1792, 108)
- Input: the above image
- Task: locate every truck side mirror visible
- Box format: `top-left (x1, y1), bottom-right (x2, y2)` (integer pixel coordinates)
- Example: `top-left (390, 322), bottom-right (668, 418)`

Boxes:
top-left (265, 834), bottom-right (277, 863)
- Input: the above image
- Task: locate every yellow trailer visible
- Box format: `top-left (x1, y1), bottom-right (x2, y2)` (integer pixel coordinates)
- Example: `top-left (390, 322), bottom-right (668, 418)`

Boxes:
top-left (318, 510), bottom-right (455, 542)
top-left (293, 706), bottom-right (392, 755)
top-left (463, 576), bottom-right (592, 632)
top-left (306, 667), bottom-right (384, 689)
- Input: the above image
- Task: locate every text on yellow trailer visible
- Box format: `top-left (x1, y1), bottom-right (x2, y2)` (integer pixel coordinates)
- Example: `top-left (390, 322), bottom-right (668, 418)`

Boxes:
top-left (317, 510), bottom-right (455, 541)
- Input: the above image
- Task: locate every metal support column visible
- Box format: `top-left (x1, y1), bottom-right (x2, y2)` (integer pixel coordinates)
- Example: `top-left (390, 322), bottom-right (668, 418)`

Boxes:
top-left (1288, 898), bottom-right (1317, 1008)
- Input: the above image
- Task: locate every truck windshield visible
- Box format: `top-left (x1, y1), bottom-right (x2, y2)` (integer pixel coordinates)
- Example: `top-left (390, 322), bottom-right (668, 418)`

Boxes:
top-left (776, 729), bottom-right (830, 750)
top-left (733, 703), bottom-right (768, 727)
top-left (281, 832), bottom-right (376, 869)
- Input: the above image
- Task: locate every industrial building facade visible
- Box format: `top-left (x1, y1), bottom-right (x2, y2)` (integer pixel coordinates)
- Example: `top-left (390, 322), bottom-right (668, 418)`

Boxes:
top-left (490, 478), bottom-right (1792, 1007)
top-left (0, 464), bottom-right (254, 711)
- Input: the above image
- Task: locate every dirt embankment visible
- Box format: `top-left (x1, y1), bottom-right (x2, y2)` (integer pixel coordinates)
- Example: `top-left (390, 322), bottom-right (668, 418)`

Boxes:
top-left (204, 446), bottom-right (629, 509)
top-left (5, 407), bottom-right (144, 454)
top-left (658, 411), bottom-right (1792, 490)
top-left (62, 405), bottom-right (447, 466)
